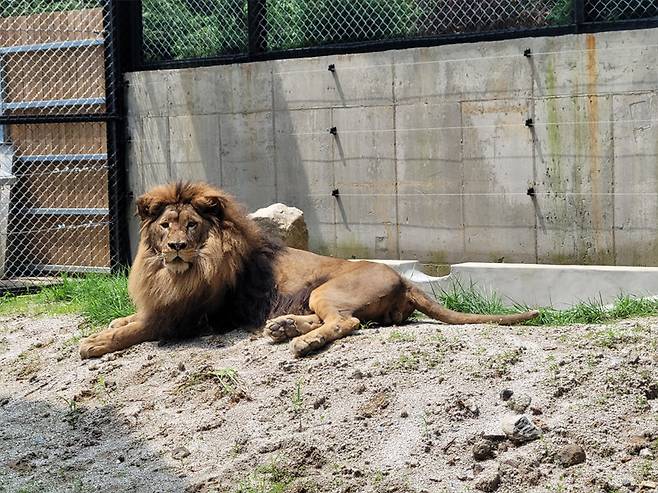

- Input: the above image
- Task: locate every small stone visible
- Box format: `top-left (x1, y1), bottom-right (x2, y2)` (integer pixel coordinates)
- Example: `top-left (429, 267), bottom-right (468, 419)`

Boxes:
top-left (177, 362), bottom-right (186, 372)
top-left (357, 392), bottom-right (390, 418)
top-left (258, 442), bottom-right (281, 454)
top-left (472, 439), bottom-right (496, 461)
top-left (312, 396), bottom-right (327, 410)
top-left (171, 446), bottom-right (190, 460)
top-left (474, 465), bottom-right (501, 492)
top-left (506, 394), bottom-right (532, 413)
top-left (627, 435), bottom-right (647, 455)
top-left (639, 448), bottom-right (654, 459)
top-left (558, 444), bottom-right (586, 467)
top-left (501, 415), bottom-right (542, 443)
top-left (351, 370), bottom-right (364, 380)
top-left (500, 389), bottom-right (514, 401)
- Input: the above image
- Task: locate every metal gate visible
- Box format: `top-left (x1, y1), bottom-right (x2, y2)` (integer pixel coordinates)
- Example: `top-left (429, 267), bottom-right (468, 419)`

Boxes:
top-left (0, 0), bottom-right (127, 289)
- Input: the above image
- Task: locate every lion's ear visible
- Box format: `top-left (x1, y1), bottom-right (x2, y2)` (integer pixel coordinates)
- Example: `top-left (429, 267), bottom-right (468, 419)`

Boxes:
top-left (135, 193), bottom-right (163, 222)
top-left (192, 193), bottom-right (225, 220)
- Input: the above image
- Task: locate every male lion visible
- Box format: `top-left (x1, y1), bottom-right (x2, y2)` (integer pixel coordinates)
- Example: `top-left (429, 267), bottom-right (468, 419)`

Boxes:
top-left (79, 182), bottom-right (539, 359)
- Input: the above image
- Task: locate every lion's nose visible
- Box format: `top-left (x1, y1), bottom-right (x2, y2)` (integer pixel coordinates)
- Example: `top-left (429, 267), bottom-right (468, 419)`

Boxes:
top-left (168, 241), bottom-right (187, 251)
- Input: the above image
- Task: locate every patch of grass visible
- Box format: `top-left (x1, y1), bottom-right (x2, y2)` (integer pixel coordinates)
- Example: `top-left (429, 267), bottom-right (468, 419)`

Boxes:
top-left (176, 366), bottom-right (248, 401)
top-left (290, 379), bottom-right (304, 432)
top-left (58, 396), bottom-right (83, 428)
top-left (388, 330), bottom-right (416, 343)
top-left (484, 347), bottom-right (524, 377)
top-left (438, 281), bottom-right (515, 317)
top-left (387, 353), bottom-right (420, 371)
top-left (437, 281), bottom-right (658, 326)
top-left (0, 273), bottom-right (133, 328)
top-left (94, 375), bottom-right (110, 403)
top-left (635, 459), bottom-right (658, 482)
top-left (236, 460), bottom-right (295, 493)
top-left (407, 310), bottom-right (429, 322)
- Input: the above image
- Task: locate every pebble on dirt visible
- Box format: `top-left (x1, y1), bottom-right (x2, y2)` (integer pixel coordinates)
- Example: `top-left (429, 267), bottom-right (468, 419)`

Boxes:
top-left (474, 464), bottom-right (501, 492)
top-left (171, 446), bottom-right (191, 460)
top-left (505, 394), bottom-right (531, 413)
top-left (500, 389), bottom-right (513, 401)
top-left (558, 444), bottom-right (586, 467)
top-left (472, 439), bottom-right (497, 461)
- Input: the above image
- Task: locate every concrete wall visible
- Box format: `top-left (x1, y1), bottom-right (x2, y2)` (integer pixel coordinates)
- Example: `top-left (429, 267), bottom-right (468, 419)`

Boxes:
top-left (125, 27), bottom-right (658, 270)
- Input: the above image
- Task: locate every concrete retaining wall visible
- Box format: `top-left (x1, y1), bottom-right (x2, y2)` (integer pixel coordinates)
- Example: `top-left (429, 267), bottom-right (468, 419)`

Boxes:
top-left (125, 28), bottom-right (658, 269)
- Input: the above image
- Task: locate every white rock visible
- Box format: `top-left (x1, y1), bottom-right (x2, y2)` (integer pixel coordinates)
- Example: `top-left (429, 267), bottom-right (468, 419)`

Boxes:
top-left (249, 203), bottom-right (309, 250)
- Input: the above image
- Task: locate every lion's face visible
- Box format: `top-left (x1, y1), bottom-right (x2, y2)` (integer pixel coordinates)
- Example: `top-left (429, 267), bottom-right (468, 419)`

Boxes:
top-left (150, 204), bottom-right (209, 273)
top-left (136, 183), bottom-right (227, 275)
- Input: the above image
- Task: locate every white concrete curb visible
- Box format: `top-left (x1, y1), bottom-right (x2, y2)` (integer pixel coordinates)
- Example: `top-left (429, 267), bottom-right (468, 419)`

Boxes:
top-left (351, 259), bottom-right (658, 309)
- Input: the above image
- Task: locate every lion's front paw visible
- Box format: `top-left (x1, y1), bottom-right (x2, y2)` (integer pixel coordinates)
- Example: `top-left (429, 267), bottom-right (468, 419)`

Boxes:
top-left (79, 333), bottom-right (114, 359)
top-left (290, 333), bottom-right (326, 357)
top-left (264, 317), bottom-right (300, 343)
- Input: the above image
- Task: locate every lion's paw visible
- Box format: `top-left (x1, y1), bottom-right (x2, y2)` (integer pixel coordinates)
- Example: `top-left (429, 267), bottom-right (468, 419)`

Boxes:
top-left (264, 317), bottom-right (300, 343)
top-left (290, 333), bottom-right (326, 358)
top-left (79, 333), bottom-right (113, 359)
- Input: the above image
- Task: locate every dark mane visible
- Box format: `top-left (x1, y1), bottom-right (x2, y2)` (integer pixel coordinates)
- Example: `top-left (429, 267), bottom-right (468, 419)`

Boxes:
top-left (211, 235), bottom-right (284, 331)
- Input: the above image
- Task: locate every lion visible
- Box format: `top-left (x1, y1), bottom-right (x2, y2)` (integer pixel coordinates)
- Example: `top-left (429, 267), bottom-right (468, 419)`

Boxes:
top-left (79, 182), bottom-right (539, 359)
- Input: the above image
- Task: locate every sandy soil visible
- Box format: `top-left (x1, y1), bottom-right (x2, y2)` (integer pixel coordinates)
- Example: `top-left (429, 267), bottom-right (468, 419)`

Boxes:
top-left (1, 313), bottom-right (658, 493)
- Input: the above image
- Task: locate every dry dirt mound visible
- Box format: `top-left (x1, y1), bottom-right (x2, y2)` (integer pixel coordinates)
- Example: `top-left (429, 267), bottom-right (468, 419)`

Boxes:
top-left (1, 314), bottom-right (658, 492)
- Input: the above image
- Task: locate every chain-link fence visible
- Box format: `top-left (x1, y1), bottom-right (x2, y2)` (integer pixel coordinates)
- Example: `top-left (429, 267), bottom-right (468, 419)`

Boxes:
top-left (138, 0), bottom-right (657, 65)
top-left (142, 0), bottom-right (247, 63)
top-left (0, 0), bottom-right (126, 289)
top-left (587, 0), bottom-right (658, 21)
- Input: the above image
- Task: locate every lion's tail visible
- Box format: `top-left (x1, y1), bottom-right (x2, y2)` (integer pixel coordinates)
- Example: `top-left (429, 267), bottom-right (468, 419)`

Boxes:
top-left (406, 284), bottom-right (539, 325)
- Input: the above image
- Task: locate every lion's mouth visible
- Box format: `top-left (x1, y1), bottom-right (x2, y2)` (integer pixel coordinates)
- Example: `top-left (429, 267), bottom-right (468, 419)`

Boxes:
top-left (163, 254), bottom-right (192, 273)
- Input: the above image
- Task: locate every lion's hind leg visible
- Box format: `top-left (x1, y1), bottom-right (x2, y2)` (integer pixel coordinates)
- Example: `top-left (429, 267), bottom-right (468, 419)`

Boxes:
top-left (264, 314), bottom-right (322, 342)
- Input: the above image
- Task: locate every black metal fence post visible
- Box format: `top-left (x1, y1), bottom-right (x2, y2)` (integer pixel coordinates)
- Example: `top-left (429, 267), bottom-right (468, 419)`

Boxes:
top-left (574, 0), bottom-right (586, 31)
top-left (103, 0), bottom-right (131, 270)
top-left (117, 0), bottom-right (143, 72)
top-left (248, 0), bottom-right (267, 56)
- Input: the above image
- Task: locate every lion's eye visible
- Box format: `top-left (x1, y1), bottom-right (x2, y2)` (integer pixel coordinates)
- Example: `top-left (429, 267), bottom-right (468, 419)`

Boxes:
top-left (160, 222), bottom-right (169, 229)
top-left (187, 221), bottom-right (197, 229)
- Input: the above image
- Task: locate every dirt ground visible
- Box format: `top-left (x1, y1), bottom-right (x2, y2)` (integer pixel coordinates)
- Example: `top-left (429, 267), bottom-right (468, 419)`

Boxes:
top-left (1, 313), bottom-right (658, 493)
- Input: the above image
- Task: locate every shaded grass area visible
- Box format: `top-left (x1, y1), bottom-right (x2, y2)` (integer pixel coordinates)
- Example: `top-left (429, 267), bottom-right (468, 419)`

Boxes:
top-left (436, 280), bottom-right (658, 326)
top-left (0, 273), bottom-right (133, 328)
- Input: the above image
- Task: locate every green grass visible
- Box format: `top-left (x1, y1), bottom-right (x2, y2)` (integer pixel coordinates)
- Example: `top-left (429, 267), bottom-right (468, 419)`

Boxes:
top-left (2, 274), bottom-right (658, 333)
top-left (437, 280), bottom-right (658, 326)
top-left (176, 366), bottom-right (247, 400)
top-left (0, 273), bottom-right (133, 328)
top-left (236, 460), bottom-right (295, 493)
top-left (388, 330), bottom-right (416, 343)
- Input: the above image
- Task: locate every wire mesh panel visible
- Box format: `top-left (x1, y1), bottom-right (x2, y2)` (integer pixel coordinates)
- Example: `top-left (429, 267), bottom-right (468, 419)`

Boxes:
top-left (142, 0), bottom-right (248, 63)
top-left (0, 0), bottom-right (122, 289)
top-left (586, 0), bottom-right (658, 22)
top-left (262, 0), bottom-right (574, 52)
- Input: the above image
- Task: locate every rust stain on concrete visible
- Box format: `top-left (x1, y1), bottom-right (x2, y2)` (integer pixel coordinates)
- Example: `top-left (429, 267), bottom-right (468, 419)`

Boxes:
top-left (585, 35), bottom-right (604, 252)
